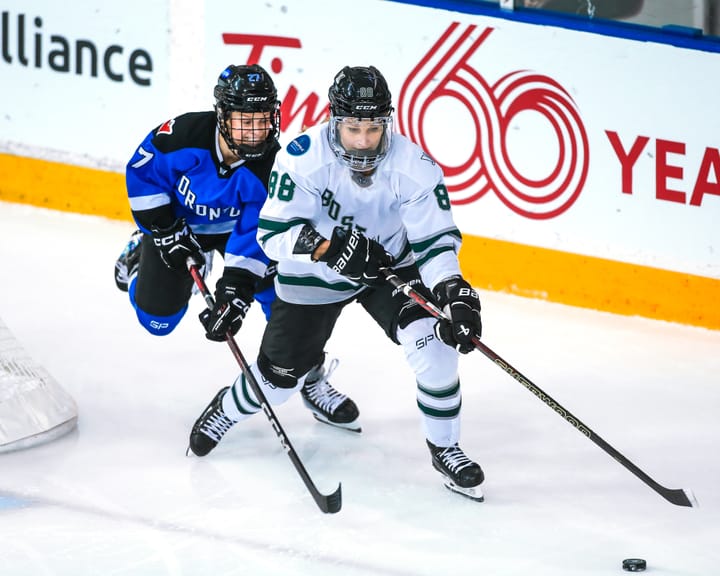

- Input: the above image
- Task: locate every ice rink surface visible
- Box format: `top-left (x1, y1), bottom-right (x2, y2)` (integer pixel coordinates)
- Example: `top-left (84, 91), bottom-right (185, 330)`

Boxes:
top-left (0, 201), bottom-right (718, 575)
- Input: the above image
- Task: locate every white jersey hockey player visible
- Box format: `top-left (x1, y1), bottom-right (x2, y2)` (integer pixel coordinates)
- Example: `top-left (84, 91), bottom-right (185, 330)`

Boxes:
top-left (188, 65), bottom-right (485, 501)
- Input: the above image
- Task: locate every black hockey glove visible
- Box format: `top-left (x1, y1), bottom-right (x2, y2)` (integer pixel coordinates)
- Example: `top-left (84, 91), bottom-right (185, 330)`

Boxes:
top-left (318, 227), bottom-right (394, 287)
top-left (150, 218), bottom-right (205, 272)
top-left (199, 269), bottom-right (255, 342)
top-left (433, 275), bottom-right (482, 354)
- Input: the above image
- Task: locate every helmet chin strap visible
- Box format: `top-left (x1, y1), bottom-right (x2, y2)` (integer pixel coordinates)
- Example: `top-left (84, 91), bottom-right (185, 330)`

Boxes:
top-left (217, 126), bottom-right (241, 165)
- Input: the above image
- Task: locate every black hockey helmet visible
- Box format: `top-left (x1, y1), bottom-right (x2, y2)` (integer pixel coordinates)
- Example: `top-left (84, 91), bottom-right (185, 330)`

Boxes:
top-left (327, 66), bottom-right (394, 172)
top-left (328, 66), bottom-right (393, 119)
top-left (214, 64), bottom-right (280, 160)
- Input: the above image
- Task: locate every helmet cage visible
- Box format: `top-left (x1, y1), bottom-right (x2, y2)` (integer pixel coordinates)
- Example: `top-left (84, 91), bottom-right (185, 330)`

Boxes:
top-left (214, 64), bottom-right (280, 160)
top-left (216, 105), bottom-right (280, 160)
top-left (328, 116), bottom-right (393, 172)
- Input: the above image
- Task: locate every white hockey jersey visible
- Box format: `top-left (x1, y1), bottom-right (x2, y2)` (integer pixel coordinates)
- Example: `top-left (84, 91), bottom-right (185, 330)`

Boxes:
top-left (257, 122), bottom-right (463, 305)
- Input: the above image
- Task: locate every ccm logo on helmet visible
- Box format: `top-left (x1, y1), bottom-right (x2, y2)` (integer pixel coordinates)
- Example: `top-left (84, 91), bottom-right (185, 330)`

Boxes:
top-left (247, 96), bottom-right (269, 102)
top-left (355, 105), bottom-right (378, 110)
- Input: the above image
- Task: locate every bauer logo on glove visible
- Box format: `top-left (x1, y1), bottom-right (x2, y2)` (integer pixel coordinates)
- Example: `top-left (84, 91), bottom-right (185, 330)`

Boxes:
top-left (320, 227), bottom-right (394, 287)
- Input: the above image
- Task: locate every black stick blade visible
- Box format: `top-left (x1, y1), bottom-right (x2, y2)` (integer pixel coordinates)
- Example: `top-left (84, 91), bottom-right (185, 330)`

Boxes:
top-left (315, 483), bottom-right (342, 514)
top-left (661, 487), bottom-right (696, 508)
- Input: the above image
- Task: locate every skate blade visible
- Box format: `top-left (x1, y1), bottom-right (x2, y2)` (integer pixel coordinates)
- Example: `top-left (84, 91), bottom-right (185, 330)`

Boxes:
top-left (311, 413), bottom-right (362, 433)
top-left (442, 480), bottom-right (484, 502)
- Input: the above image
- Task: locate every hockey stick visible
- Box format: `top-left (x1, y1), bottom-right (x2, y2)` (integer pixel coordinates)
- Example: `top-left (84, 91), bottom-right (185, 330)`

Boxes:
top-left (381, 268), bottom-right (696, 508)
top-left (187, 261), bottom-right (342, 514)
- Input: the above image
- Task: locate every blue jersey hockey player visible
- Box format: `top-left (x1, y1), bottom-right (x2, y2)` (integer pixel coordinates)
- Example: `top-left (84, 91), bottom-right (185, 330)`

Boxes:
top-left (113, 64), bottom-right (359, 432)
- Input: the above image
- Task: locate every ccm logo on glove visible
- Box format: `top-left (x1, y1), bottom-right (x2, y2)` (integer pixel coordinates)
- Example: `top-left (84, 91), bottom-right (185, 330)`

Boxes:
top-left (154, 232), bottom-right (185, 247)
top-left (150, 218), bottom-right (205, 271)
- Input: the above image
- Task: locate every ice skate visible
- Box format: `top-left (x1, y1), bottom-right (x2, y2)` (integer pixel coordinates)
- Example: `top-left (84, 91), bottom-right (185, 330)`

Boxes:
top-left (114, 230), bottom-right (143, 292)
top-left (301, 357), bottom-right (361, 433)
top-left (188, 387), bottom-right (236, 456)
top-left (427, 440), bottom-right (484, 502)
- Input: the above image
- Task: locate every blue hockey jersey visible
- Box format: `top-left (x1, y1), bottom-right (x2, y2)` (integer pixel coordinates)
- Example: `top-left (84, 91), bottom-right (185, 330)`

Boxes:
top-left (125, 111), bottom-right (278, 280)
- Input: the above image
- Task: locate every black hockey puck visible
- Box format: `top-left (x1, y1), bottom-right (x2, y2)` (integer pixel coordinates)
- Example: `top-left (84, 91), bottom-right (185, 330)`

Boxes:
top-left (622, 558), bottom-right (646, 571)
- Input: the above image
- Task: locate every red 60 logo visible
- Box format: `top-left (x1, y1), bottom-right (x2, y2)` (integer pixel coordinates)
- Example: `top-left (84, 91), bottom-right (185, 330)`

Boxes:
top-left (398, 23), bottom-right (589, 219)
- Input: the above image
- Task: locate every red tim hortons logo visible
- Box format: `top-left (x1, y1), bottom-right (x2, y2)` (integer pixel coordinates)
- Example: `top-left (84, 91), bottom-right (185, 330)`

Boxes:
top-left (398, 23), bottom-right (590, 219)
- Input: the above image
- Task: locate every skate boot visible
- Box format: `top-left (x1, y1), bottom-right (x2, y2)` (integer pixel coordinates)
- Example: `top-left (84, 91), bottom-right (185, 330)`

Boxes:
top-left (188, 387), bottom-right (236, 456)
top-left (301, 357), bottom-right (361, 433)
top-left (114, 229), bottom-right (143, 292)
top-left (427, 440), bottom-right (484, 502)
